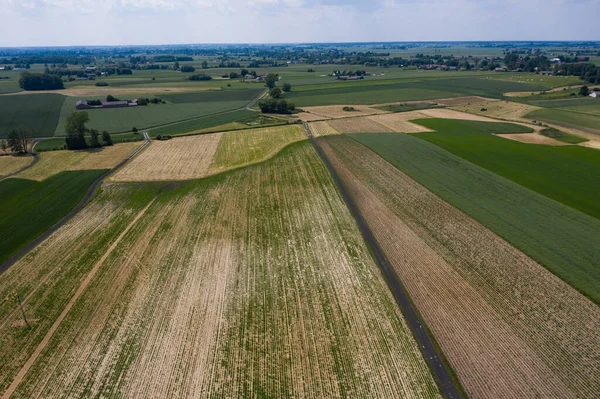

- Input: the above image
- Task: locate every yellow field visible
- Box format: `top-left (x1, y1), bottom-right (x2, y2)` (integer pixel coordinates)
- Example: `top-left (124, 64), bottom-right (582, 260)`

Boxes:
top-left (1, 144), bottom-right (442, 398)
top-left (0, 155), bottom-right (32, 177)
top-left (208, 124), bottom-right (306, 173)
top-left (434, 96), bottom-right (494, 106)
top-left (450, 100), bottom-right (541, 120)
top-left (110, 134), bottom-right (223, 182)
top-left (15, 142), bottom-right (141, 181)
top-left (302, 104), bottom-right (387, 119)
top-left (495, 133), bottom-right (568, 146)
top-left (308, 121), bottom-right (340, 137)
top-left (187, 121), bottom-right (247, 135)
top-left (368, 112), bottom-right (433, 133)
top-left (320, 135), bottom-right (600, 398)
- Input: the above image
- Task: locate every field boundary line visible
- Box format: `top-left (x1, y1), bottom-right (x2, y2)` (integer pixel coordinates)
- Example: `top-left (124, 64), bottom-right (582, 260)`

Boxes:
top-left (1, 195), bottom-right (157, 399)
top-left (0, 135), bottom-right (150, 274)
top-left (303, 122), bottom-right (461, 399)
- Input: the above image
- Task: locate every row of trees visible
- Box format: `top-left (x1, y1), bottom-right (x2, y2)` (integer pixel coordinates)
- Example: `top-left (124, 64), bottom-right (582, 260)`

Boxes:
top-left (1, 129), bottom-right (32, 154)
top-left (18, 72), bottom-right (64, 90)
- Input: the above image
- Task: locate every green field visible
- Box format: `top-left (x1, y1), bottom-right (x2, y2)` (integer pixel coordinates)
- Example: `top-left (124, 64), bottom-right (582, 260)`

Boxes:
top-left (350, 132), bottom-right (600, 303)
top-left (527, 107), bottom-right (600, 131)
top-left (35, 132), bottom-right (145, 152)
top-left (0, 170), bottom-right (106, 265)
top-left (539, 128), bottom-right (588, 144)
top-left (0, 94), bottom-right (65, 138)
top-left (161, 88), bottom-right (263, 103)
top-left (149, 108), bottom-right (256, 136)
top-left (285, 77), bottom-right (548, 106)
top-left (413, 119), bottom-right (600, 219)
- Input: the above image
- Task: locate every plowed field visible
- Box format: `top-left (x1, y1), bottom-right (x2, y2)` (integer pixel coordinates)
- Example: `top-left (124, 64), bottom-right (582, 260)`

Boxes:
top-left (328, 117), bottom-right (392, 133)
top-left (319, 135), bottom-right (600, 399)
top-left (308, 121), bottom-right (340, 137)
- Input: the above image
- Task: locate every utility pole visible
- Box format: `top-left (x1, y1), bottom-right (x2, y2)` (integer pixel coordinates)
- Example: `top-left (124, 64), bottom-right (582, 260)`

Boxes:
top-left (16, 294), bottom-right (29, 327)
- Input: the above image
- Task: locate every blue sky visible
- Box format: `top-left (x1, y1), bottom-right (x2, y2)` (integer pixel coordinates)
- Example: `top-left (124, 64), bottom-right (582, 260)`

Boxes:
top-left (1, 0), bottom-right (598, 46)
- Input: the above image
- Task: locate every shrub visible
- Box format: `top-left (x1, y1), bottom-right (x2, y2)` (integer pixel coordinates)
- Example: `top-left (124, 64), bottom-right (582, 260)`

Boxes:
top-left (282, 82), bottom-right (292, 92)
top-left (180, 65), bottom-right (195, 73)
top-left (342, 106), bottom-right (356, 112)
top-left (189, 74), bottom-right (212, 81)
top-left (258, 98), bottom-right (295, 114)
top-left (95, 81), bottom-right (109, 87)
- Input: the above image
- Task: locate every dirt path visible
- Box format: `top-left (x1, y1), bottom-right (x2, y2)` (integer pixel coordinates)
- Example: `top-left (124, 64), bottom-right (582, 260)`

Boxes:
top-left (303, 123), bottom-right (460, 399)
top-left (0, 135), bottom-right (150, 274)
top-left (1, 195), bottom-right (157, 399)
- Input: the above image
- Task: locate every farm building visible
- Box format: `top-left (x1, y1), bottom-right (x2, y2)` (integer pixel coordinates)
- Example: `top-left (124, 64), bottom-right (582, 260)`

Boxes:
top-left (539, 71), bottom-right (554, 76)
top-left (76, 100), bottom-right (91, 109)
top-left (589, 91), bottom-right (600, 98)
top-left (75, 100), bottom-right (136, 110)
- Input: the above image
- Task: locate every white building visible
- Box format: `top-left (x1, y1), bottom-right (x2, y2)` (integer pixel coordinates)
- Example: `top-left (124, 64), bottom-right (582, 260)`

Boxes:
top-left (590, 91), bottom-right (600, 98)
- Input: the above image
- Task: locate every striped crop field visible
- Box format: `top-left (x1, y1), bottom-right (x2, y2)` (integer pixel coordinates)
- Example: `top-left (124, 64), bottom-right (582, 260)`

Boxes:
top-left (319, 134), bottom-right (600, 398)
top-left (0, 142), bottom-right (441, 398)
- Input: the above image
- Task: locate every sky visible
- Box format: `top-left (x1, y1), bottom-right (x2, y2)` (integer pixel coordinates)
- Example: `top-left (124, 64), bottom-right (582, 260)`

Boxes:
top-left (1, 0), bottom-right (599, 47)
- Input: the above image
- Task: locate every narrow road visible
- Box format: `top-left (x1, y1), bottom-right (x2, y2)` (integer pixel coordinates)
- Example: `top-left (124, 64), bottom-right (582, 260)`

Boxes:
top-left (0, 134), bottom-right (151, 274)
top-left (245, 89), bottom-right (268, 111)
top-left (0, 139), bottom-right (40, 182)
top-left (303, 123), bottom-right (461, 399)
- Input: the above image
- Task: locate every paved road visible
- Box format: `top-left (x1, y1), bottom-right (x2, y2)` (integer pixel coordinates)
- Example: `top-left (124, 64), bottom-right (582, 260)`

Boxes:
top-left (0, 139), bottom-right (41, 182)
top-left (0, 134), bottom-right (151, 274)
top-left (303, 123), bottom-right (461, 399)
top-left (245, 89), bottom-right (268, 111)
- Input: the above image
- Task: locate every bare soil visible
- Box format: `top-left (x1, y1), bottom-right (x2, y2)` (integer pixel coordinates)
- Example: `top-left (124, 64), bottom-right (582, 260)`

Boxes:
top-left (495, 133), bottom-right (568, 146)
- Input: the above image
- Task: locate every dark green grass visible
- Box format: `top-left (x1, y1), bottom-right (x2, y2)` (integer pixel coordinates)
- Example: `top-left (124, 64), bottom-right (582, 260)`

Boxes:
top-left (539, 128), bottom-right (588, 144)
top-left (528, 97), bottom-right (599, 108)
top-left (413, 118), bottom-right (600, 219)
top-left (350, 132), bottom-right (600, 303)
top-left (35, 132), bottom-right (144, 152)
top-left (0, 94), bottom-right (65, 138)
top-left (150, 109), bottom-right (255, 136)
top-left (162, 88), bottom-right (263, 104)
top-left (0, 170), bottom-right (106, 265)
top-left (285, 77), bottom-right (546, 106)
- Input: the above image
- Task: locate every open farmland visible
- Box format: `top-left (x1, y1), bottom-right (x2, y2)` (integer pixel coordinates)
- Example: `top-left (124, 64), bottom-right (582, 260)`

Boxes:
top-left (328, 117), bottom-right (392, 133)
top-left (209, 124), bottom-right (306, 172)
top-left (1, 143), bottom-right (441, 398)
top-left (300, 104), bottom-right (386, 119)
top-left (319, 135), bottom-right (600, 398)
top-left (414, 119), bottom-right (600, 219)
top-left (0, 170), bottom-right (106, 266)
top-left (16, 142), bottom-right (140, 181)
top-left (0, 94), bottom-right (64, 138)
top-left (308, 121), bottom-right (340, 137)
top-left (0, 155), bottom-right (32, 177)
top-left (350, 131), bottom-right (600, 303)
top-left (367, 113), bottom-right (434, 132)
top-left (149, 109), bottom-right (256, 137)
top-left (110, 134), bottom-right (222, 181)
top-left (495, 132), bottom-right (567, 145)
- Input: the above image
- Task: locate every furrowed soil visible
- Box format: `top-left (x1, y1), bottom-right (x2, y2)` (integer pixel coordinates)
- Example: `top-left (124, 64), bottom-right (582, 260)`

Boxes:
top-left (2, 142), bottom-right (441, 398)
top-left (308, 121), bottom-right (340, 137)
top-left (110, 134), bottom-right (223, 182)
top-left (319, 135), bottom-right (600, 399)
top-left (328, 117), bottom-right (392, 133)
top-left (16, 142), bottom-right (141, 181)
top-left (0, 155), bottom-right (32, 177)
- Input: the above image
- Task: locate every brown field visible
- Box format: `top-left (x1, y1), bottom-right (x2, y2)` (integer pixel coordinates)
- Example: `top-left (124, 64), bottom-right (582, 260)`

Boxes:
top-left (15, 142), bottom-right (141, 181)
top-left (1, 143), bottom-right (441, 398)
top-left (368, 113), bottom-right (433, 133)
top-left (451, 100), bottom-right (541, 120)
top-left (308, 121), bottom-right (340, 137)
top-left (187, 121), bottom-right (247, 135)
top-left (328, 117), bottom-right (392, 133)
top-left (0, 155), bottom-right (32, 177)
top-left (8, 87), bottom-right (218, 97)
top-left (417, 108), bottom-right (498, 122)
top-left (110, 134), bottom-right (222, 182)
top-left (302, 105), bottom-right (387, 119)
top-left (434, 96), bottom-right (494, 106)
top-left (319, 135), bottom-right (600, 399)
top-left (495, 133), bottom-right (568, 146)
top-left (296, 111), bottom-right (330, 122)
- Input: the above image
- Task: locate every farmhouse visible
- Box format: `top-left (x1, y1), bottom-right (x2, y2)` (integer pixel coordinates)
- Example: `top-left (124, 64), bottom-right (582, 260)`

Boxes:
top-left (539, 70), bottom-right (554, 76)
top-left (75, 99), bottom-right (137, 110)
top-left (590, 91), bottom-right (600, 98)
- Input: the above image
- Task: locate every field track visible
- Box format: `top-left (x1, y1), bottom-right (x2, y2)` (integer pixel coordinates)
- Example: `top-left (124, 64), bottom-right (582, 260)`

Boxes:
top-left (319, 134), bottom-right (600, 398)
top-left (0, 133), bottom-right (150, 274)
top-left (1, 196), bottom-right (157, 399)
top-left (0, 139), bottom-right (40, 181)
top-left (305, 123), bottom-right (460, 399)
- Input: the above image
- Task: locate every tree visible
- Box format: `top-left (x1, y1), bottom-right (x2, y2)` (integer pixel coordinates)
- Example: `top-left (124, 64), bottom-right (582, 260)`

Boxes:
top-left (102, 131), bottom-right (113, 146)
top-left (282, 82), bottom-right (292, 92)
top-left (7, 128), bottom-right (32, 153)
top-left (201, 61), bottom-right (208, 69)
top-left (65, 111), bottom-right (89, 150)
top-left (89, 129), bottom-right (101, 148)
top-left (264, 73), bottom-right (278, 89)
top-left (174, 61), bottom-right (180, 70)
top-left (240, 68), bottom-right (248, 77)
top-left (18, 72), bottom-right (64, 91)
top-left (180, 65), bottom-right (195, 73)
top-left (132, 127), bottom-right (138, 133)
top-left (269, 87), bottom-right (282, 98)
top-left (1, 139), bottom-right (7, 154)
top-left (580, 86), bottom-right (590, 96)
top-left (106, 94), bottom-right (119, 102)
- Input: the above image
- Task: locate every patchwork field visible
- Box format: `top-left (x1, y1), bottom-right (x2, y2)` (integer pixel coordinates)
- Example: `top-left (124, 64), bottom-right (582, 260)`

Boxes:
top-left (16, 142), bottom-right (141, 181)
top-left (368, 112), bottom-right (433, 132)
top-left (110, 134), bottom-right (223, 182)
top-left (495, 132), bottom-right (567, 146)
top-left (301, 104), bottom-right (386, 119)
top-left (0, 155), bottom-right (32, 177)
top-left (149, 109), bottom-right (256, 137)
top-left (1, 143), bottom-right (441, 398)
top-left (0, 94), bottom-right (65, 138)
top-left (450, 99), bottom-right (540, 120)
top-left (328, 117), bottom-right (392, 133)
top-left (320, 135), bottom-right (600, 398)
